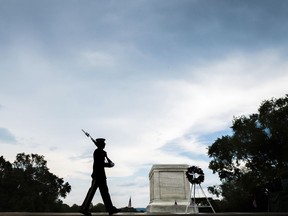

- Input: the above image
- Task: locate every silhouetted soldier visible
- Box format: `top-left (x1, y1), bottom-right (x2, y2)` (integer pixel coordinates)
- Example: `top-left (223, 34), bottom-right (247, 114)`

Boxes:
top-left (80, 137), bottom-right (120, 216)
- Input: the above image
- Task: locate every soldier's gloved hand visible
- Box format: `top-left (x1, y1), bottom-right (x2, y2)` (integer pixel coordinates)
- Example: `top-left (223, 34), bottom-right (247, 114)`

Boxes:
top-left (108, 160), bottom-right (115, 168)
top-left (109, 161), bottom-right (115, 167)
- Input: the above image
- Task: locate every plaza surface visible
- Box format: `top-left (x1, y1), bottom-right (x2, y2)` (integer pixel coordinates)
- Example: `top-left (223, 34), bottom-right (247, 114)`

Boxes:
top-left (1, 213), bottom-right (288, 216)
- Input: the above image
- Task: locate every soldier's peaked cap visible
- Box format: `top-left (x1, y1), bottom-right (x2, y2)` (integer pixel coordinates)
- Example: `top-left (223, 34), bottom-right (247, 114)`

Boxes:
top-left (96, 138), bottom-right (105, 142)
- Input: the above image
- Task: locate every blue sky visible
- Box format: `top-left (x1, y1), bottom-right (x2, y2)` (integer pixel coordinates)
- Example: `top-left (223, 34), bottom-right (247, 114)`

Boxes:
top-left (1, 0), bottom-right (288, 208)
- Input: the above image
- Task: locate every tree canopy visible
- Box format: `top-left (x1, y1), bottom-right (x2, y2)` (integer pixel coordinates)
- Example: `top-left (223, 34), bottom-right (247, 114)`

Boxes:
top-left (208, 95), bottom-right (288, 212)
top-left (0, 153), bottom-right (71, 212)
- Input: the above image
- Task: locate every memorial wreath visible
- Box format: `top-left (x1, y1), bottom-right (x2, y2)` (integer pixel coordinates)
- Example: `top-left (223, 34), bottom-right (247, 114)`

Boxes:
top-left (186, 166), bottom-right (204, 184)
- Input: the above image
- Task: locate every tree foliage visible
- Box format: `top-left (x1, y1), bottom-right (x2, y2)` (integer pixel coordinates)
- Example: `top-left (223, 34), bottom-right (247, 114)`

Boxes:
top-left (0, 153), bottom-right (71, 212)
top-left (208, 95), bottom-right (288, 211)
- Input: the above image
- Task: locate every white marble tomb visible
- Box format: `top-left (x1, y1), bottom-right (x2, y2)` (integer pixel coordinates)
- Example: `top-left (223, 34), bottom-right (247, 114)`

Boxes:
top-left (146, 164), bottom-right (198, 213)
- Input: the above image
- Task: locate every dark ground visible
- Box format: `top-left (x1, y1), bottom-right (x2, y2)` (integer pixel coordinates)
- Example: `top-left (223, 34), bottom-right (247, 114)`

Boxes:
top-left (1, 213), bottom-right (288, 216)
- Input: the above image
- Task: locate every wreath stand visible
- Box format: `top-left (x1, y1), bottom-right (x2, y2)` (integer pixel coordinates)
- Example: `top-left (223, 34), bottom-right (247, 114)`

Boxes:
top-left (185, 182), bottom-right (216, 213)
top-left (185, 166), bottom-right (216, 214)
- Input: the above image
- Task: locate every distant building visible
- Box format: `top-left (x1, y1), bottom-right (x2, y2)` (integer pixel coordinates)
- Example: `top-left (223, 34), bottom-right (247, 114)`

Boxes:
top-left (128, 196), bottom-right (132, 208)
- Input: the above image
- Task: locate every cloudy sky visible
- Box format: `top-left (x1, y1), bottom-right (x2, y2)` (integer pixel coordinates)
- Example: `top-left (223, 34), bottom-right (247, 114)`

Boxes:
top-left (1, 0), bottom-right (288, 208)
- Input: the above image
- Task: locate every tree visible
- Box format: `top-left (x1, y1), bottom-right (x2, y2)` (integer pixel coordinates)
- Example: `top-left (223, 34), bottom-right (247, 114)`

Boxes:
top-left (0, 153), bottom-right (71, 212)
top-left (91, 203), bottom-right (106, 212)
top-left (208, 95), bottom-right (288, 212)
top-left (0, 156), bottom-right (13, 211)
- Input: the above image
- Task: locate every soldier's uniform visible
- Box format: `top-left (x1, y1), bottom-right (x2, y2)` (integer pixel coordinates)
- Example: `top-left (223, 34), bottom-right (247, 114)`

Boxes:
top-left (80, 138), bottom-right (119, 216)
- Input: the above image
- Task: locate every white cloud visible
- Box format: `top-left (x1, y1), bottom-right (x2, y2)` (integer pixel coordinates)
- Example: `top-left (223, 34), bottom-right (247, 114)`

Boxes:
top-left (2, 49), bottom-right (288, 208)
top-left (81, 51), bottom-right (117, 68)
top-left (59, 50), bottom-right (288, 207)
top-left (1, 0), bottom-right (288, 208)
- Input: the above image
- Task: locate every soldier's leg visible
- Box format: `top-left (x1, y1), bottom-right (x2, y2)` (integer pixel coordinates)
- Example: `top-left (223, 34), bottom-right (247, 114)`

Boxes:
top-left (98, 180), bottom-right (113, 211)
top-left (81, 179), bottom-right (98, 211)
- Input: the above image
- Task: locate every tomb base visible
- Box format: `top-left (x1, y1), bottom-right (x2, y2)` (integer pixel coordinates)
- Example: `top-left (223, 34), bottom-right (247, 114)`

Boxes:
top-left (147, 200), bottom-right (199, 214)
top-left (146, 164), bottom-right (198, 213)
